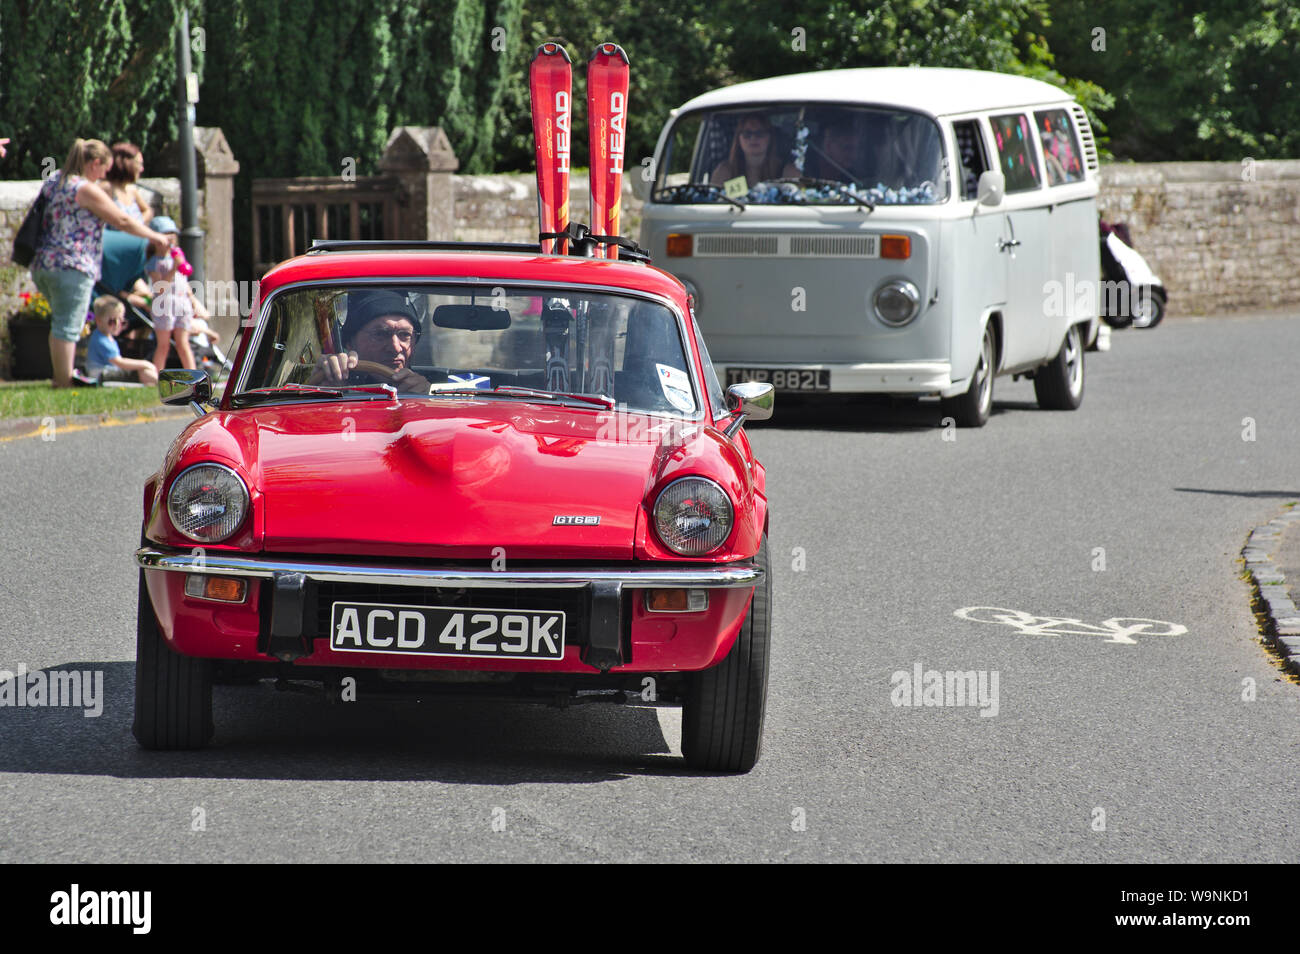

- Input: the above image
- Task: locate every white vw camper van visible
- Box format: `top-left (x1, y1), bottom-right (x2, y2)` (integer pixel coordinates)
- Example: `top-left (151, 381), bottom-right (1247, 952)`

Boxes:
top-left (639, 67), bottom-right (1102, 426)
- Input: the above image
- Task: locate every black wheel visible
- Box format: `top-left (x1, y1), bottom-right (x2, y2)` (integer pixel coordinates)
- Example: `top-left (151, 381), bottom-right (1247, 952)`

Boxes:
top-left (1034, 323), bottom-right (1085, 411)
top-left (133, 571), bottom-right (214, 750)
top-left (1131, 287), bottom-right (1166, 329)
top-left (941, 321), bottom-right (995, 428)
top-left (682, 536), bottom-right (771, 773)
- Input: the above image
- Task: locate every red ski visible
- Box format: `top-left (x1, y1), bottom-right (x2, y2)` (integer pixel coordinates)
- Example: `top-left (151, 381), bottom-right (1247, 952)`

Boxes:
top-left (529, 42), bottom-right (573, 254)
top-left (587, 42), bottom-right (630, 259)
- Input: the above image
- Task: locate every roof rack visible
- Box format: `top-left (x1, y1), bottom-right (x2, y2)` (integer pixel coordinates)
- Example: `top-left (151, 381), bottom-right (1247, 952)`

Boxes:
top-left (308, 240), bottom-right (542, 255)
top-left (307, 228), bottom-right (653, 265)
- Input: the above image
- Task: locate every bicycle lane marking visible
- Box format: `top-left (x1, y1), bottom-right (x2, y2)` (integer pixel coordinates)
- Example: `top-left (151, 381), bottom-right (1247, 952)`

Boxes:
top-left (954, 606), bottom-right (1188, 645)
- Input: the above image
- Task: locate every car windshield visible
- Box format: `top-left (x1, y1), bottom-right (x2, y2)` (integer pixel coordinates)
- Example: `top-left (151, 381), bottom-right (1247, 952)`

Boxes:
top-left (655, 104), bottom-right (949, 206)
top-left (235, 284), bottom-right (700, 416)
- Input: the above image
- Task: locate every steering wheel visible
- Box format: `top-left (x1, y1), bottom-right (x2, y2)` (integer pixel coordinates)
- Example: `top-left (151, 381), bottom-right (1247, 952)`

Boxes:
top-left (350, 359), bottom-right (400, 381)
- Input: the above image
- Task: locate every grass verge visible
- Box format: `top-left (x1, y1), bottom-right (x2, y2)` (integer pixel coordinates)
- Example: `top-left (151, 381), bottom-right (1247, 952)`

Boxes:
top-left (0, 380), bottom-right (161, 420)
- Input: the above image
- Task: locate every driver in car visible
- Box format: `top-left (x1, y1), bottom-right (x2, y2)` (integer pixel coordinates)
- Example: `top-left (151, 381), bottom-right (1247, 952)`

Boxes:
top-left (308, 290), bottom-right (433, 392)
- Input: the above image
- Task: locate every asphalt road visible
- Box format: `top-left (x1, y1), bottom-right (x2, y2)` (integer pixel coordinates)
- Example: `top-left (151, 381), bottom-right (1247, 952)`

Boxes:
top-left (1, 314), bottom-right (1298, 863)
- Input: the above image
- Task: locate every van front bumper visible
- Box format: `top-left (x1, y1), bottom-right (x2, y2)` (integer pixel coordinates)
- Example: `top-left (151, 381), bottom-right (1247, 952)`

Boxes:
top-left (719, 361), bottom-right (954, 395)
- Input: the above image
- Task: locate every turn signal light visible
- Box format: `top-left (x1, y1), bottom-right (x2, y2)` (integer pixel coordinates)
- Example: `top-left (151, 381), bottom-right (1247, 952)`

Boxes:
top-left (645, 589), bottom-right (709, 613)
top-left (666, 233), bottom-right (694, 257)
top-left (185, 574), bottom-right (248, 603)
top-left (881, 234), bottom-right (911, 259)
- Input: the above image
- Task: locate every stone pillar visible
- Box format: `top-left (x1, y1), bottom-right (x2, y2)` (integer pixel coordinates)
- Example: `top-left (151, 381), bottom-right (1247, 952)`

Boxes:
top-left (379, 127), bottom-right (460, 241)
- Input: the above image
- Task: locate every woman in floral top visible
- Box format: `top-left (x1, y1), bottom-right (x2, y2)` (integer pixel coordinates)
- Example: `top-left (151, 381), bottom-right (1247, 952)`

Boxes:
top-left (31, 139), bottom-right (172, 388)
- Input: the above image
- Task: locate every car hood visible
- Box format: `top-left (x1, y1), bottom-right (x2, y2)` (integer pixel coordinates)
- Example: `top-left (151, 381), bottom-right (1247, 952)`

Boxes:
top-left (230, 399), bottom-right (710, 559)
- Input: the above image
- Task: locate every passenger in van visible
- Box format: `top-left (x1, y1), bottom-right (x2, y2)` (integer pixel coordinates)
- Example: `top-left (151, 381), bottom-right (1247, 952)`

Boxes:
top-left (806, 117), bottom-right (867, 183)
top-left (709, 114), bottom-right (793, 189)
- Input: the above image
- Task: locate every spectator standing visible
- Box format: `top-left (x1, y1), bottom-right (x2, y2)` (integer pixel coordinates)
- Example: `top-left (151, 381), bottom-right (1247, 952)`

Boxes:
top-left (145, 251), bottom-right (198, 372)
top-left (30, 139), bottom-right (171, 387)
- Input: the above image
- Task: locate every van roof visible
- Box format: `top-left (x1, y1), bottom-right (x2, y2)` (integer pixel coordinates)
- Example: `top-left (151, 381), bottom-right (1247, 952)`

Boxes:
top-left (677, 67), bottom-right (1074, 118)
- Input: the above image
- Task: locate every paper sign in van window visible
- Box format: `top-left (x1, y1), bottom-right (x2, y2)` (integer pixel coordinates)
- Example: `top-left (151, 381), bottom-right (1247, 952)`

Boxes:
top-left (1034, 109), bottom-right (1085, 186)
top-left (989, 113), bottom-right (1042, 194)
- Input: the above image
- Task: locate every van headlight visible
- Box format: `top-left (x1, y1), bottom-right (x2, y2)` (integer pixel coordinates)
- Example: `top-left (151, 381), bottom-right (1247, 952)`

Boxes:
top-left (653, 477), bottom-right (733, 555)
top-left (873, 280), bottom-right (921, 327)
top-left (167, 464), bottom-right (249, 543)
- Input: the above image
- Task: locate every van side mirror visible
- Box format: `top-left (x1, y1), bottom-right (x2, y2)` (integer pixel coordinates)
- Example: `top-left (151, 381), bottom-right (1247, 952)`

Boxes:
top-left (976, 171), bottom-right (1005, 207)
top-left (631, 166), bottom-right (653, 202)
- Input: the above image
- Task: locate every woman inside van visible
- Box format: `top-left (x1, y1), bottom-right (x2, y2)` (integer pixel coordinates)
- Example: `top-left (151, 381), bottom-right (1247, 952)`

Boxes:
top-left (710, 114), bottom-right (793, 189)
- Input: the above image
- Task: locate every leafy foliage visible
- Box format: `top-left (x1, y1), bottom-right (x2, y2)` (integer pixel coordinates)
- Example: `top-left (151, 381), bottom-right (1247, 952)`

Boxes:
top-left (0, 0), bottom-right (189, 178)
top-left (1042, 0), bottom-right (1300, 159)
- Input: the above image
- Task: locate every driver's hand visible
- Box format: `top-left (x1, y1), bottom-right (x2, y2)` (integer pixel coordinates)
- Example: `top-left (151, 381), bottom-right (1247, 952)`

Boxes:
top-left (392, 367), bottom-right (431, 393)
top-left (308, 350), bottom-right (358, 384)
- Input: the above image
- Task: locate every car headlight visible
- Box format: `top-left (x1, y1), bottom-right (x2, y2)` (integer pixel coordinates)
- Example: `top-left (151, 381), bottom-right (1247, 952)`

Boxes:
top-left (167, 464), bottom-right (249, 543)
top-left (873, 279), bottom-right (921, 327)
top-left (653, 477), bottom-right (734, 555)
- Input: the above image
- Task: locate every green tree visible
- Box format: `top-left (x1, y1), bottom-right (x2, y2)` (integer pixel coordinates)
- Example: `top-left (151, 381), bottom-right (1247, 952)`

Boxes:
top-left (0, 0), bottom-right (189, 178)
top-left (1042, 0), bottom-right (1300, 160)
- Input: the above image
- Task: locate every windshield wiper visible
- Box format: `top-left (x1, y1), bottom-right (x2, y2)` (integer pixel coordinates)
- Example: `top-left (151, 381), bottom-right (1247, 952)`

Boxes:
top-left (652, 182), bottom-right (747, 211)
top-left (232, 383), bottom-right (397, 406)
top-left (430, 385), bottom-right (616, 409)
top-left (764, 176), bottom-right (875, 211)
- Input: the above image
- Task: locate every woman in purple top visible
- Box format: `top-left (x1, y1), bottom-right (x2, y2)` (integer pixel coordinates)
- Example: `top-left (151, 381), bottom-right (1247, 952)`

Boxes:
top-left (30, 139), bottom-right (171, 388)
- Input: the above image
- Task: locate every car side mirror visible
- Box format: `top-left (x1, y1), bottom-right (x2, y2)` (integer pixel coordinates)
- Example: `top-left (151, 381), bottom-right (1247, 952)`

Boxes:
top-left (976, 171), bottom-right (1005, 207)
top-left (722, 381), bottom-right (774, 437)
top-left (159, 368), bottom-right (212, 416)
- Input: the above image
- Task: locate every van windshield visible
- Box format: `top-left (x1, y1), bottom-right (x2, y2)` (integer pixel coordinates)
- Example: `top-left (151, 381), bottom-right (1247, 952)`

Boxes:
top-left (654, 104), bottom-right (949, 206)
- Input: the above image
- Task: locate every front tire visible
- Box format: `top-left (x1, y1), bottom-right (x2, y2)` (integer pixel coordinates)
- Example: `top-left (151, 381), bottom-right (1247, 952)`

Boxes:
top-left (133, 571), bottom-right (214, 750)
top-left (682, 536), bottom-right (771, 773)
top-left (941, 321), bottom-right (995, 428)
top-left (1131, 288), bottom-right (1166, 329)
top-left (1034, 323), bottom-right (1085, 410)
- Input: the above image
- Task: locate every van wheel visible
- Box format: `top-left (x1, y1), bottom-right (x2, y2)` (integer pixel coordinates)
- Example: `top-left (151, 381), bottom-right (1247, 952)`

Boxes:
top-left (941, 322), bottom-right (995, 427)
top-left (133, 571), bottom-right (214, 750)
top-left (682, 536), bottom-right (770, 773)
top-left (1034, 324), bottom-right (1085, 410)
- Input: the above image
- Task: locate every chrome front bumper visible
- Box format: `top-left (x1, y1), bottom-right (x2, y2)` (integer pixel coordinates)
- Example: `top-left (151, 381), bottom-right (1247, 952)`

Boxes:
top-left (135, 547), bottom-right (763, 589)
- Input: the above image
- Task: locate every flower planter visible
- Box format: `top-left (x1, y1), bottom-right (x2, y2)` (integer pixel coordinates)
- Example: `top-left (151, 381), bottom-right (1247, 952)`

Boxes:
top-left (6, 314), bottom-right (53, 380)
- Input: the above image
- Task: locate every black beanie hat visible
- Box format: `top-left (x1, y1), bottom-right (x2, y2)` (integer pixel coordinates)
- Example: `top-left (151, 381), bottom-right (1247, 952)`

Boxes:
top-left (342, 290), bottom-right (419, 346)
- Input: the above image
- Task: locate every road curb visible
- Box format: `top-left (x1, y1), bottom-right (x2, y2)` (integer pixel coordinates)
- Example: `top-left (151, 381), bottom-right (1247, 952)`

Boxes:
top-left (0, 404), bottom-right (192, 441)
top-left (1242, 506), bottom-right (1300, 677)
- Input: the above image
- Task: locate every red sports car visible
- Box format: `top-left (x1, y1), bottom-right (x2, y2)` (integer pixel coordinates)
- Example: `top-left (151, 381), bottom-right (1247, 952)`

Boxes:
top-left (134, 241), bottom-right (774, 772)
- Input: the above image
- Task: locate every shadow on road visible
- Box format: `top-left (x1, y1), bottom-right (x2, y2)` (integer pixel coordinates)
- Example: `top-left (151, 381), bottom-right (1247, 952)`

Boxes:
top-left (746, 394), bottom-right (1022, 432)
top-left (0, 662), bottom-right (716, 784)
top-left (1173, 488), bottom-right (1300, 499)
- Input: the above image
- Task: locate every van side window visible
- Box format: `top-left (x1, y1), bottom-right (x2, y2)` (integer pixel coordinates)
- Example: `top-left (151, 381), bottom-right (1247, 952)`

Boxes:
top-left (952, 120), bottom-right (988, 199)
top-left (1034, 109), bottom-right (1086, 185)
top-left (989, 113), bottom-right (1041, 193)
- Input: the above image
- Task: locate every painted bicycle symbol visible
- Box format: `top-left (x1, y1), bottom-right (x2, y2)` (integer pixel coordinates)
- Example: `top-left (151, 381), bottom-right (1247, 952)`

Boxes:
top-left (954, 606), bottom-right (1187, 645)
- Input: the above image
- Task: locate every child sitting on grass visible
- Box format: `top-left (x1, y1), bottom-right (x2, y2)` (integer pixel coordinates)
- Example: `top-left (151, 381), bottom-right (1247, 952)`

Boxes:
top-left (85, 296), bottom-right (159, 385)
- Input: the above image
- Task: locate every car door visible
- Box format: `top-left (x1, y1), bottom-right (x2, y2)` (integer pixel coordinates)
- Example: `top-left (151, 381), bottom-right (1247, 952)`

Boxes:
top-left (987, 111), bottom-right (1051, 368)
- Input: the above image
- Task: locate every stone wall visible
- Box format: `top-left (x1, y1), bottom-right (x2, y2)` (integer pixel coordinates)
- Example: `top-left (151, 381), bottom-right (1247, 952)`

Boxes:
top-left (1097, 160), bottom-right (1300, 317)
top-left (452, 175), bottom-right (643, 246)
